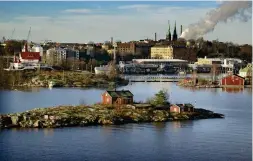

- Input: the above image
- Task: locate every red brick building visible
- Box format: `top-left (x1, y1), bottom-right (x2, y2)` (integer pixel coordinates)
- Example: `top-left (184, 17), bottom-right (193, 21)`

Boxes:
top-left (170, 104), bottom-right (194, 113)
top-left (220, 74), bottom-right (245, 87)
top-left (101, 90), bottom-right (134, 105)
top-left (20, 52), bottom-right (41, 62)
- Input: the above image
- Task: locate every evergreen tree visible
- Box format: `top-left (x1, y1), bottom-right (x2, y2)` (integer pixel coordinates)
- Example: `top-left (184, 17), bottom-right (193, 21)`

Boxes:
top-left (148, 89), bottom-right (170, 106)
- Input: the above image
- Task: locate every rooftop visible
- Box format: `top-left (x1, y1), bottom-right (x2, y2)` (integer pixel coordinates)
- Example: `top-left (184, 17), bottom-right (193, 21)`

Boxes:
top-left (106, 90), bottom-right (133, 98)
top-left (239, 65), bottom-right (252, 72)
top-left (132, 59), bottom-right (188, 63)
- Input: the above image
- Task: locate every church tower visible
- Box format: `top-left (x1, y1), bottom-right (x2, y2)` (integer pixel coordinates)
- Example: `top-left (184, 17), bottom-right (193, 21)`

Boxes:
top-left (172, 21), bottom-right (178, 41)
top-left (166, 20), bottom-right (171, 41)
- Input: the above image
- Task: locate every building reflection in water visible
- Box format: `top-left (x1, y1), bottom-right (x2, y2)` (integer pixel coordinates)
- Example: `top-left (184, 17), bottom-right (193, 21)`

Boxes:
top-left (245, 88), bottom-right (252, 94)
top-left (152, 122), bottom-right (166, 131)
top-left (172, 121), bottom-right (182, 130)
top-left (222, 87), bottom-right (244, 93)
top-left (11, 128), bottom-right (39, 133)
top-left (171, 121), bottom-right (194, 131)
top-left (43, 128), bottom-right (54, 136)
top-left (16, 87), bottom-right (41, 93)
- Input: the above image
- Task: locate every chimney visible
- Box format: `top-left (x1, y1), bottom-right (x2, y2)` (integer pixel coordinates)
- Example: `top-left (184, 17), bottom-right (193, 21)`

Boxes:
top-left (111, 37), bottom-right (113, 44)
top-left (25, 43), bottom-right (28, 52)
top-left (180, 25), bottom-right (183, 35)
top-left (155, 33), bottom-right (157, 42)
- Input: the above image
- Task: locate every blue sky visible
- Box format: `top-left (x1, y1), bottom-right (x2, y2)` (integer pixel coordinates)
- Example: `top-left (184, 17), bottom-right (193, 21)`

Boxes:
top-left (0, 1), bottom-right (251, 44)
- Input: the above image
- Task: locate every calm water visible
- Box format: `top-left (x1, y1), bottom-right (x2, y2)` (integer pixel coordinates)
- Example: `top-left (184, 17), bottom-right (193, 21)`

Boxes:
top-left (0, 82), bottom-right (252, 161)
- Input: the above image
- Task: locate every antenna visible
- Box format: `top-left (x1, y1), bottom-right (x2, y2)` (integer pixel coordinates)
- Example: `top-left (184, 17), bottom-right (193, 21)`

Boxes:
top-left (10, 28), bottom-right (15, 40)
top-left (27, 27), bottom-right (31, 43)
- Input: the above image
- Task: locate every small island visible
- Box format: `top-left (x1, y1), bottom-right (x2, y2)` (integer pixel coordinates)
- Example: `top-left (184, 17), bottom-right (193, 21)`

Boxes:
top-left (0, 90), bottom-right (224, 129)
top-left (1, 68), bottom-right (128, 90)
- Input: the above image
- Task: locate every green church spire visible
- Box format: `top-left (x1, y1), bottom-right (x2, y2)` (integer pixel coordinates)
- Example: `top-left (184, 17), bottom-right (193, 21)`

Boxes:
top-left (173, 20), bottom-right (178, 41)
top-left (166, 20), bottom-right (171, 41)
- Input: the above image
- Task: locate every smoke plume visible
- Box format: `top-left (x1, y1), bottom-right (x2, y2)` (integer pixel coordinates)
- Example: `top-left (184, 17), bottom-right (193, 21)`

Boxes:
top-left (180, 1), bottom-right (252, 40)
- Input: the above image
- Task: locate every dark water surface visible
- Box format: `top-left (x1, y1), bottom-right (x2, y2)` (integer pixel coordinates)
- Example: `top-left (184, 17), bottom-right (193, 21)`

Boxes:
top-left (0, 82), bottom-right (252, 161)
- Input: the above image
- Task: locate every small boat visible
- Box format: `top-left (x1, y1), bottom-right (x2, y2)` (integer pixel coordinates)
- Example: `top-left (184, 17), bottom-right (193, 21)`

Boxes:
top-left (48, 81), bottom-right (55, 88)
top-left (178, 70), bottom-right (186, 75)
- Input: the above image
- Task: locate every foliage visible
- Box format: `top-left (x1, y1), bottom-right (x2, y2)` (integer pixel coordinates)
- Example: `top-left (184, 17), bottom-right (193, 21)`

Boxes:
top-left (197, 78), bottom-right (210, 85)
top-left (147, 89), bottom-right (170, 106)
top-left (107, 61), bottom-right (118, 80)
top-left (4, 40), bottom-right (23, 55)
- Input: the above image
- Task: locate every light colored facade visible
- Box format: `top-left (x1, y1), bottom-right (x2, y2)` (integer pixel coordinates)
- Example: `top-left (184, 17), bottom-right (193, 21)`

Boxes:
top-left (239, 64), bottom-right (252, 78)
top-left (222, 58), bottom-right (243, 68)
top-left (151, 45), bottom-right (173, 59)
top-left (46, 48), bottom-right (79, 65)
top-left (195, 57), bottom-right (222, 66)
top-left (107, 49), bottom-right (114, 55)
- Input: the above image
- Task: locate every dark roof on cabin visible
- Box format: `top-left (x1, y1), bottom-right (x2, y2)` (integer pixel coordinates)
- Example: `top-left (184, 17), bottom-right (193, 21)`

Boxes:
top-left (175, 104), bottom-right (194, 108)
top-left (106, 90), bottom-right (133, 98)
top-left (223, 74), bottom-right (245, 79)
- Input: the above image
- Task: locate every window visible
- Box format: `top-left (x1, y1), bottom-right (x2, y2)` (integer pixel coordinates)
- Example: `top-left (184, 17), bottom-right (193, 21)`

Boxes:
top-left (107, 98), bottom-right (110, 103)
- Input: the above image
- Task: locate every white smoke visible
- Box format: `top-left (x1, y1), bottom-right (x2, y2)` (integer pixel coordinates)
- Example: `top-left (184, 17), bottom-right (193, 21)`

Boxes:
top-left (180, 1), bottom-right (252, 40)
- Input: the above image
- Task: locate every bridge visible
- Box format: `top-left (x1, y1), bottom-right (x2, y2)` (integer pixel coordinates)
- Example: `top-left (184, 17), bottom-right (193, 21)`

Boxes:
top-left (123, 75), bottom-right (188, 82)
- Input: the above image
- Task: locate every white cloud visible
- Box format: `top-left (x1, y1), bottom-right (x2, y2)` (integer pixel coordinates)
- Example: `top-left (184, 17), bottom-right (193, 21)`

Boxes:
top-left (0, 5), bottom-right (251, 45)
top-left (15, 16), bottom-right (52, 20)
top-left (118, 4), bottom-right (153, 10)
top-left (64, 8), bottom-right (92, 14)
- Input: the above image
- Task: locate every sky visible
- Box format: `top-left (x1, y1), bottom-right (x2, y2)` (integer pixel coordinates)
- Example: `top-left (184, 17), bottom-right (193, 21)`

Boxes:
top-left (0, 1), bottom-right (252, 44)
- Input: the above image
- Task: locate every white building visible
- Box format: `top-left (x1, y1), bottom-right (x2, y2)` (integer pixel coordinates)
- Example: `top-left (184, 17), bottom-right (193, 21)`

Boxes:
top-left (239, 64), bottom-right (252, 78)
top-left (222, 58), bottom-right (243, 68)
top-left (32, 45), bottom-right (43, 57)
top-left (46, 47), bottom-right (79, 64)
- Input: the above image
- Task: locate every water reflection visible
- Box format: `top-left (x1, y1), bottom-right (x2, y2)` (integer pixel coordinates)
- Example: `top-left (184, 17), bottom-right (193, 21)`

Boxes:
top-left (9, 128), bottom-right (40, 133)
top-left (152, 122), bottom-right (166, 131)
top-left (172, 121), bottom-right (182, 129)
top-left (222, 87), bottom-right (244, 93)
top-left (245, 88), bottom-right (252, 94)
top-left (43, 128), bottom-right (54, 136)
top-left (171, 121), bottom-right (194, 131)
top-left (180, 86), bottom-right (250, 94)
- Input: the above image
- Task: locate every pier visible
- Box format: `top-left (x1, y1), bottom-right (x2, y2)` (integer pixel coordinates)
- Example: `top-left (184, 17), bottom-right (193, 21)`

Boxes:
top-left (123, 75), bottom-right (186, 82)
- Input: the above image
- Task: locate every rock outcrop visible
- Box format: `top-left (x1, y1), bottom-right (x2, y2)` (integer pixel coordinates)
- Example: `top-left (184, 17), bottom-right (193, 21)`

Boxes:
top-left (0, 105), bottom-right (224, 129)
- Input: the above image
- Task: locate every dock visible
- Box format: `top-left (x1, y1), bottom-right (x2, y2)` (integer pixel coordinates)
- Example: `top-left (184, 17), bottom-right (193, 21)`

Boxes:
top-left (123, 75), bottom-right (186, 82)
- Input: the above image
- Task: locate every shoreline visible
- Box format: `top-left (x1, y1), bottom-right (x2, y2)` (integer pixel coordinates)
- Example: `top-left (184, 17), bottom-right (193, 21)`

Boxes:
top-left (0, 104), bottom-right (224, 129)
top-left (178, 85), bottom-right (252, 88)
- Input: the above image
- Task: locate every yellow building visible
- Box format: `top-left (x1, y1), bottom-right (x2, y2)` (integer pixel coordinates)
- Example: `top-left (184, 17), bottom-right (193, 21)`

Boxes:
top-left (151, 45), bottom-right (173, 59)
top-left (107, 49), bottom-right (114, 55)
top-left (195, 57), bottom-right (222, 65)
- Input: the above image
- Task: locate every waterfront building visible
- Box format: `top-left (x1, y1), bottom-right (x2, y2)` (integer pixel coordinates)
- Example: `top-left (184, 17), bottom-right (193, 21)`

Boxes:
top-left (195, 57), bottom-right (222, 66)
top-left (150, 44), bottom-right (196, 62)
top-left (151, 45), bottom-right (173, 59)
top-left (220, 74), bottom-right (245, 87)
top-left (132, 59), bottom-right (188, 66)
top-left (101, 90), bottom-right (134, 105)
top-left (239, 64), bottom-right (252, 78)
top-left (170, 104), bottom-right (194, 113)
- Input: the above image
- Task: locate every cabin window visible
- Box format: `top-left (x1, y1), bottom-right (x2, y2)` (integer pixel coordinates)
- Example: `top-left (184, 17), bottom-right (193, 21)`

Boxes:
top-left (107, 98), bottom-right (110, 103)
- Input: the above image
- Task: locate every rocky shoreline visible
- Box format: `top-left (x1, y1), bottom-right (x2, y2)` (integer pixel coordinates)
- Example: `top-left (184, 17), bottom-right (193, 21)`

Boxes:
top-left (0, 104), bottom-right (224, 129)
top-left (178, 84), bottom-right (221, 88)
